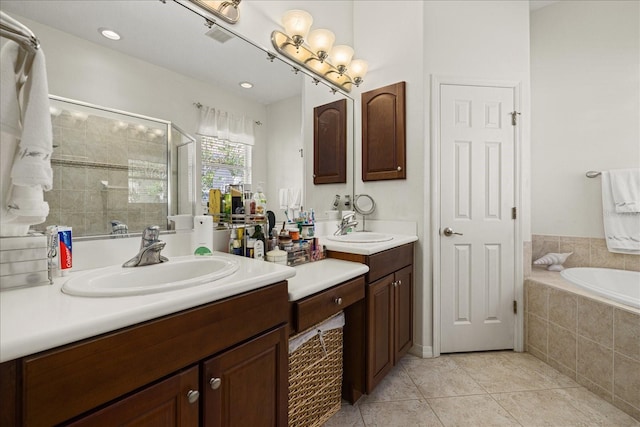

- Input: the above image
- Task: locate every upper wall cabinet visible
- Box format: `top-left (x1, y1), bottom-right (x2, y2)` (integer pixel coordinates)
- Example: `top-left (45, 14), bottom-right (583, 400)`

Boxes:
top-left (362, 82), bottom-right (406, 181)
top-left (314, 99), bottom-right (347, 185)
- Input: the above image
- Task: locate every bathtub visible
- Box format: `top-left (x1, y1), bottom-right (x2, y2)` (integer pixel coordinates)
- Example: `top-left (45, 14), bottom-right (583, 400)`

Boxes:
top-left (560, 267), bottom-right (640, 309)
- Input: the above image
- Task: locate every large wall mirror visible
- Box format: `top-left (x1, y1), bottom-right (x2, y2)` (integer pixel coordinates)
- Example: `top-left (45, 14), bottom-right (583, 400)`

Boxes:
top-left (1, 0), bottom-right (354, 238)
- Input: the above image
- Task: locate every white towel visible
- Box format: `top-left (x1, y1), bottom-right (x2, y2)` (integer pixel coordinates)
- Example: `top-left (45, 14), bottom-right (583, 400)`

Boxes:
top-left (601, 171), bottom-right (640, 254)
top-left (11, 47), bottom-right (53, 189)
top-left (289, 188), bottom-right (301, 209)
top-left (609, 168), bottom-right (640, 213)
top-left (278, 188), bottom-right (289, 209)
top-left (0, 38), bottom-right (51, 236)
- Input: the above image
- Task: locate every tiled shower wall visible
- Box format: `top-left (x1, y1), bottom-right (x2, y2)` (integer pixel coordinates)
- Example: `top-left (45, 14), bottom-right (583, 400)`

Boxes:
top-left (525, 279), bottom-right (640, 420)
top-left (42, 112), bottom-right (168, 237)
top-left (531, 234), bottom-right (640, 272)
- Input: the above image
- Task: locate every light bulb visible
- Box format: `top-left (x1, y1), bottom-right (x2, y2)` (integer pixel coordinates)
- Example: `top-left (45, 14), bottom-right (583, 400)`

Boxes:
top-left (330, 45), bottom-right (354, 67)
top-left (307, 29), bottom-right (335, 62)
top-left (350, 59), bottom-right (368, 86)
top-left (282, 10), bottom-right (313, 47)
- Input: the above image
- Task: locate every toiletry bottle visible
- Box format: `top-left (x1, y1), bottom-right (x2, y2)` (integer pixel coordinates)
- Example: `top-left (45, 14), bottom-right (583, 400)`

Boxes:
top-left (251, 224), bottom-right (266, 249)
top-left (252, 183), bottom-right (267, 217)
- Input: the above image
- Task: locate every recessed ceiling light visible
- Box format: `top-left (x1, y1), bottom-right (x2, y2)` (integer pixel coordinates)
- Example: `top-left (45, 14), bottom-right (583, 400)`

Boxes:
top-left (98, 27), bottom-right (121, 41)
top-left (239, 81), bottom-right (253, 89)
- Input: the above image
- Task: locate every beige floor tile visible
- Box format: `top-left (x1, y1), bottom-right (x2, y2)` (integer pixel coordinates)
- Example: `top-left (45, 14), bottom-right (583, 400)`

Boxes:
top-left (561, 387), bottom-right (640, 427)
top-left (454, 351), bottom-right (577, 393)
top-left (322, 401), bottom-right (365, 427)
top-left (359, 400), bottom-right (443, 427)
top-left (358, 364), bottom-right (422, 403)
top-left (492, 389), bottom-right (598, 426)
top-left (427, 394), bottom-right (521, 427)
top-left (401, 356), bottom-right (485, 398)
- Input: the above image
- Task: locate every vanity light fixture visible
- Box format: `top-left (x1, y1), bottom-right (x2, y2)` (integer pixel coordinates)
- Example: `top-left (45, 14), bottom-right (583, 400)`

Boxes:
top-left (271, 10), bottom-right (367, 93)
top-left (187, 0), bottom-right (242, 25)
top-left (239, 81), bottom-right (253, 89)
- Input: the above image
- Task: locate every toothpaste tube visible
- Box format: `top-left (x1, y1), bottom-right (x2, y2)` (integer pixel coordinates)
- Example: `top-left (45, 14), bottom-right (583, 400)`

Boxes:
top-left (58, 226), bottom-right (72, 276)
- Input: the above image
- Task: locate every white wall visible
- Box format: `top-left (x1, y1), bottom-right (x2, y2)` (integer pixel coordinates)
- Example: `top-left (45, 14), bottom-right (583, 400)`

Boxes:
top-left (531, 1), bottom-right (640, 238)
top-left (266, 95), bottom-right (303, 224)
top-left (353, 0), bottom-right (531, 355)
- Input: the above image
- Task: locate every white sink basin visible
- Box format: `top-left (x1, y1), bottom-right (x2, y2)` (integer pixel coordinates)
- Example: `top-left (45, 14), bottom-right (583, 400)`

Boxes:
top-left (326, 232), bottom-right (394, 243)
top-left (62, 255), bottom-right (240, 297)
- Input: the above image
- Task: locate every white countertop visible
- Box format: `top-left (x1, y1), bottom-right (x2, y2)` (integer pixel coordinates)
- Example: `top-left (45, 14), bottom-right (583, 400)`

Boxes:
top-left (319, 233), bottom-right (418, 255)
top-left (287, 258), bottom-right (369, 301)
top-left (0, 252), bottom-right (295, 363)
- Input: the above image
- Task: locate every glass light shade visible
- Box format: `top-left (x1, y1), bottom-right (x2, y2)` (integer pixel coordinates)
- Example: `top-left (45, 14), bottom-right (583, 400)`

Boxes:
top-left (307, 29), bottom-right (335, 54)
top-left (282, 10), bottom-right (313, 40)
top-left (330, 45), bottom-right (354, 67)
top-left (349, 59), bottom-right (368, 79)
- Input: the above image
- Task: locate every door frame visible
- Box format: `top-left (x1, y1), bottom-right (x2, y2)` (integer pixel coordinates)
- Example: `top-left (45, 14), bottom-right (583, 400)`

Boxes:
top-left (430, 75), bottom-right (524, 357)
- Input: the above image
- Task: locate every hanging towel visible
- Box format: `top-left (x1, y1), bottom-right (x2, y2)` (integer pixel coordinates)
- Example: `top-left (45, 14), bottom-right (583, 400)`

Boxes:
top-left (278, 188), bottom-right (289, 210)
top-left (601, 171), bottom-right (640, 254)
top-left (289, 188), bottom-right (301, 210)
top-left (10, 47), bottom-right (53, 189)
top-left (609, 168), bottom-right (640, 213)
top-left (0, 37), bottom-right (51, 236)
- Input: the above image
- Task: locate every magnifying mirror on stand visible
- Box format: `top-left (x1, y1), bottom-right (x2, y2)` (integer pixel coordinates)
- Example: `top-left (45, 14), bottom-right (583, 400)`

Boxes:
top-left (353, 194), bottom-right (376, 231)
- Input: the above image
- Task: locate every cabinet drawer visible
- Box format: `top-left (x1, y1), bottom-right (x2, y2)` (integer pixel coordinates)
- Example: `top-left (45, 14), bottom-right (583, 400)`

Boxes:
top-left (294, 276), bottom-right (365, 333)
top-left (367, 244), bottom-right (413, 283)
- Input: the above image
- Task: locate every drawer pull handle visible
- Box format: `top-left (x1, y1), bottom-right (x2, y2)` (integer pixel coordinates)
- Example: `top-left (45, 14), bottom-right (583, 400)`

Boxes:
top-left (209, 377), bottom-right (222, 390)
top-left (187, 389), bottom-right (200, 404)
top-left (334, 297), bottom-right (343, 305)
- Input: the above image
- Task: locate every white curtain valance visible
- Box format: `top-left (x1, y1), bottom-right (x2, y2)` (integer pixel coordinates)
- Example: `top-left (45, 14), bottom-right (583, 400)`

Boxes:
top-left (196, 105), bottom-right (255, 146)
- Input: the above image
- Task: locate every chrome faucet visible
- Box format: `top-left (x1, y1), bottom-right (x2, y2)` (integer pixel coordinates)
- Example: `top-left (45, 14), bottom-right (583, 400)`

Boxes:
top-left (122, 225), bottom-right (168, 268)
top-left (334, 212), bottom-right (358, 236)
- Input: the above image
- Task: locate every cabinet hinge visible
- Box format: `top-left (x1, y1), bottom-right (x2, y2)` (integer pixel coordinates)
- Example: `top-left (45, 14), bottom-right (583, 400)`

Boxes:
top-left (512, 207), bottom-right (517, 220)
top-left (510, 111), bottom-right (521, 126)
top-left (299, 148), bottom-right (303, 158)
top-left (513, 300), bottom-right (518, 314)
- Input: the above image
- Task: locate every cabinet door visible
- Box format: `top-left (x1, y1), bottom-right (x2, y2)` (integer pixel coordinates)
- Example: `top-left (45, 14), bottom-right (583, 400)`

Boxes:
top-left (202, 326), bottom-right (288, 427)
top-left (394, 265), bottom-right (413, 363)
top-left (366, 274), bottom-right (394, 392)
top-left (313, 98), bottom-right (347, 184)
top-left (362, 81), bottom-right (406, 181)
top-left (68, 367), bottom-right (199, 427)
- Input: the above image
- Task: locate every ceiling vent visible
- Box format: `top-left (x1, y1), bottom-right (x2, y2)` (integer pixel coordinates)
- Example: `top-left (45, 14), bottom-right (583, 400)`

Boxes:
top-left (205, 27), bottom-right (234, 43)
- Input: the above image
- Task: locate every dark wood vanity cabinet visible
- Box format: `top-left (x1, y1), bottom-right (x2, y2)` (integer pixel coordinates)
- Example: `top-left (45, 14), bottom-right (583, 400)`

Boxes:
top-left (328, 243), bottom-right (414, 395)
top-left (0, 282), bottom-right (289, 427)
top-left (313, 98), bottom-right (347, 185)
top-left (361, 81), bottom-right (406, 181)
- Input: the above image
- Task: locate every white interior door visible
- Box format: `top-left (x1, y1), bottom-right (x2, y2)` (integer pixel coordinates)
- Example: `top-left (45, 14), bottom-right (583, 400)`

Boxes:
top-left (439, 84), bottom-right (516, 353)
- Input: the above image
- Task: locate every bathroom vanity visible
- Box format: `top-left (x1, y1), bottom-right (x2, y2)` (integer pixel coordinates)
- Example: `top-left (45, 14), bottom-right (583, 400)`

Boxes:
top-left (0, 255), bottom-right (294, 427)
top-left (325, 239), bottom-right (416, 395)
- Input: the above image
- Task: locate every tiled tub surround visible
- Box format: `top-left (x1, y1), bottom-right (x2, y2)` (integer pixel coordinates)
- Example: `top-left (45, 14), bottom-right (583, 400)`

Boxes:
top-left (532, 234), bottom-right (640, 272)
top-left (525, 269), bottom-right (640, 421)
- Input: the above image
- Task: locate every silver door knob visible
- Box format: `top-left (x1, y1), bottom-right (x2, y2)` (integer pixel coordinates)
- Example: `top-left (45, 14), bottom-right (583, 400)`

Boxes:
top-left (334, 297), bottom-right (343, 305)
top-left (443, 227), bottom-right (463, 237)
top-left (209, 377), bottom-right (222, 390)
top-left (187, 389), bottom-right (200, 404)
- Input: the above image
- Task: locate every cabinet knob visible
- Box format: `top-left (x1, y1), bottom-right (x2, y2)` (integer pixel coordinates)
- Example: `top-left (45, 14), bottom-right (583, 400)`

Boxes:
top-left (397, 166), bottom-right (402, 171)
top-left (334, 297), bottom-right (343, 305)
top-left (187, 389), bottom-right (200, 404)
top-left (397, 280), bottom-right (402, 286)
top-left (392, 281), bottom-right (398, 287)
top-left (209, 377), bottom-right (222, 390)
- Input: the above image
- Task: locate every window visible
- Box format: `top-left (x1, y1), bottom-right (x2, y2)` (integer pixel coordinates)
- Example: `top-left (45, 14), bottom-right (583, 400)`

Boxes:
top-left (201, 136), bottom-right (252, 203)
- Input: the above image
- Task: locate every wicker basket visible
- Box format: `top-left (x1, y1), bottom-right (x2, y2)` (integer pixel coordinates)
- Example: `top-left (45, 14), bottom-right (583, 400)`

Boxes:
top-left (288, 314), bottom-right (343, 427)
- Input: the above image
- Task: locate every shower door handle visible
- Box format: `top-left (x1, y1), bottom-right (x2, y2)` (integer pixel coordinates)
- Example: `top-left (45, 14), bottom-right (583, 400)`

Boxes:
top-left (442, 227), bottom-right (463, 237)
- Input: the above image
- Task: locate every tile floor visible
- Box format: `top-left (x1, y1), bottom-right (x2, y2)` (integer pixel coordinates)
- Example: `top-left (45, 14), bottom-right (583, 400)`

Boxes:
top-left (323, 351), bottom-right (640, 427)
